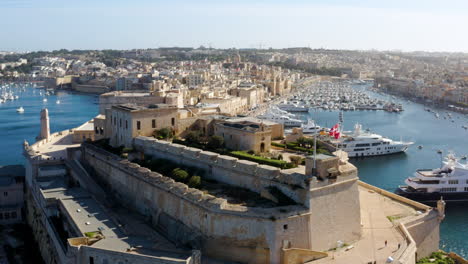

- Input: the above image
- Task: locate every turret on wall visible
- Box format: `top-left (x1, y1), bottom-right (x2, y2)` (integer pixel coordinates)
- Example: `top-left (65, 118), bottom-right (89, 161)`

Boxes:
top-left (39, 108), bottom-right (50, 141)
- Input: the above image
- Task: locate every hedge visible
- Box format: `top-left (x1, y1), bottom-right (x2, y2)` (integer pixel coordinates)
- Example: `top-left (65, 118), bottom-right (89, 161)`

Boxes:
top-left (229, 151), bottom-right (295, 169)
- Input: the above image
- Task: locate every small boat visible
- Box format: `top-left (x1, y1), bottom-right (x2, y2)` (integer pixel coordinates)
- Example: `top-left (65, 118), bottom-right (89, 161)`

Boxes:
top-left (16, 107), bottom-right (24, 113)
top-left (56, 100), bottom-right (61, 104)
top-left (437, 150), bottom-right (443, 154)
top-left (418, 145), bottom-right (423, 149)
top-left (43, 98), bottom-right (47, 102)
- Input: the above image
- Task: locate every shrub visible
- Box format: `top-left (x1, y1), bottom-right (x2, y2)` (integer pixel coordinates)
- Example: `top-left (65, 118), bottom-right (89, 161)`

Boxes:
top-left (185, 131), bottom-right (202, 145)
top-left (277, 154), bottom-right (283, 160)
top-left (122, 147), bottom-right (133, 153)
top-left (289, 155), bottom-right (303, 166)
top-left (187, 176), bottom-right (201, 188)
top-left (153, 127), bottom-right (173, 140)
top-left (171, 168), bottom-right (189, 182)
top-left (207, 136), bottom-right (224, 150)
top-left (229, 151), bottom-right (296, 169)
top-left (271, 142), bottom-right (285, 148)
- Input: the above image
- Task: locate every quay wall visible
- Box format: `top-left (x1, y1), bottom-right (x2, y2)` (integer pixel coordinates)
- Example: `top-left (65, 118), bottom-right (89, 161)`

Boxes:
top-left (133, 136), bottom-right (310, 205)
top-left (82, 143), bottom-right (312, 264)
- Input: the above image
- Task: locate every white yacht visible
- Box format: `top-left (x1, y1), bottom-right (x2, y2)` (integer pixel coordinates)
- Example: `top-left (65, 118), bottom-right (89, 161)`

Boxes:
top-left (397, 154), bottom-right (468, 202)
top-left (257, 112), bottom-right (303, 127)
top-left (43, 98), bottom-right (48, 102)
top-left (301, 120), bottom-right (325, 134)
top-left (277, 102), bottom-right (309, 112)
top-left (332, 124), bottom-right (413, 157)
top-left (16, 107), bottom-right (25, 113)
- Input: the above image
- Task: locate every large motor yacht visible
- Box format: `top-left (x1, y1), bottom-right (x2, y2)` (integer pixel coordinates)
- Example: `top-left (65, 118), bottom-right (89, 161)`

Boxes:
top-left (257, 112), bottom-right (303, 127)
top-left (277, 102), bottom-right (309, 112)
top-left (332, 123), bottom-right (413, 157)
top-left (301, 120), bottom-right (326, 134)
top-left (397, 154), bottom-right (468, 202)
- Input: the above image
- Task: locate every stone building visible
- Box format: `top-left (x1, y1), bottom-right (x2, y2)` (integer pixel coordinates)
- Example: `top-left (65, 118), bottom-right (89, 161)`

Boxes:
top-left (229, 82), bottom-right (266, 109)
top-left (0, 165), bottom-right (24, 225)
top-left (72, 121), bottom-right (95, 143)
top-left (107, 104), bottom-right (178, 148)
top-left (215, 120), bottom-right (271, 153)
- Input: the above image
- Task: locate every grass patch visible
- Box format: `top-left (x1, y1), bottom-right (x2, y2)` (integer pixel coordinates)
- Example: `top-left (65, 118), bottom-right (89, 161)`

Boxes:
top-left (387, 215), bottom-right (403, 222)
top-left (417, 251), bottom-right (455, 264)
top-left (84, 231), bottom-right (99, 238)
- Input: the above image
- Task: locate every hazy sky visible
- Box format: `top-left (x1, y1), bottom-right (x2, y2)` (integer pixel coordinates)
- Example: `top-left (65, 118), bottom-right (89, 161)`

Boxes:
top-left (1, 0), bottom-right (468, 52)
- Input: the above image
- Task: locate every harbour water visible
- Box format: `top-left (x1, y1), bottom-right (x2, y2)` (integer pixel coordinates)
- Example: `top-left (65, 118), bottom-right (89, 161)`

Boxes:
top-left (0, 84), bottom-right (466, 257)
top-left (0, 86), bottom-right (98, 165)
top-left (296, 85), bottom-right (468, 257)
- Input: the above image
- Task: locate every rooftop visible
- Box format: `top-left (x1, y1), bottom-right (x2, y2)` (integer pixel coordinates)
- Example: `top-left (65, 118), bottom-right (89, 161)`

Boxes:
top-left (74, 121), bottom-right (94, 132)
top-left (113, 103), bottom-right (175, 112)
top-left (40, 176), bottom-right (191, 261)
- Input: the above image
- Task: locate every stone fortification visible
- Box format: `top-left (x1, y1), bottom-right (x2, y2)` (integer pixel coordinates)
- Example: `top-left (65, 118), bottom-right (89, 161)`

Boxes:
top-left (82, 143), bottom-right (312, 264)
top-left (133, 136), bottom-right (310, 205)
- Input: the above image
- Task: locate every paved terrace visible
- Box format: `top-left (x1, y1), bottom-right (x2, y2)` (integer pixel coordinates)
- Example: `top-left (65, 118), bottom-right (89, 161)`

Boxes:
top-left (314, 185), bottom-right (422, 264)
top-left (31, 132), bottom-right (79, 160)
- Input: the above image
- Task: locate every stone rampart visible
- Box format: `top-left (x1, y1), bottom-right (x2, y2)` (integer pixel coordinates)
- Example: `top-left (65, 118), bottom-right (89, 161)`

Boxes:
top-left (82, 143), bottom-right (311, 264)
top-left (133, 136), bottom-right (309, 204)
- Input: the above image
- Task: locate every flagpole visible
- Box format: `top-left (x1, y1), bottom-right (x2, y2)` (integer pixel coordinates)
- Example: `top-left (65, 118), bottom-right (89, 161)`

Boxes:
top-left (313, 120), bottom-right (317, 174)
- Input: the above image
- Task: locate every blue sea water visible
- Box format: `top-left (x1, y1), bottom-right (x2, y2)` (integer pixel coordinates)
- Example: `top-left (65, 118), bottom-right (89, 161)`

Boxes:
top-left (0, 86), bottom-right (98, 165)
top-left (295, 85), bottom-right (468, 257)
top-left (0, 84), bottom-right (466, 257)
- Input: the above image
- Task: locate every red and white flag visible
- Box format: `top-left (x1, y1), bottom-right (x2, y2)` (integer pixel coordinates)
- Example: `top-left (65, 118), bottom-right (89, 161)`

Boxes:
top-left (329, 123), bottom-right (339, 136)
top-left (329, 123), bottom-right (341, 139)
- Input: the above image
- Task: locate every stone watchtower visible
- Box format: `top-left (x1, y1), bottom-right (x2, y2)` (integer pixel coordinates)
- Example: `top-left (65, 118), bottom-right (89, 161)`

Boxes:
top-left (39, 108), bottom-right (50, 140)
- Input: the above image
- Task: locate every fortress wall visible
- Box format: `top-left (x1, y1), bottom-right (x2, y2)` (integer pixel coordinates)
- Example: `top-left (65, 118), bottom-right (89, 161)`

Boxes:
top-left (308, 178), bottom-right (362, 251)
top-left (83, 143), bottom-right (311, 264)
top-left (133, 136), bottom-right (308, 204)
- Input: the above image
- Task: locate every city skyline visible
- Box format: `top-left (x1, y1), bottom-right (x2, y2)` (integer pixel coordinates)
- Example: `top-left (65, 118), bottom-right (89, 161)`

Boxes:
top-left (1, 0), bottom-right (468, 53)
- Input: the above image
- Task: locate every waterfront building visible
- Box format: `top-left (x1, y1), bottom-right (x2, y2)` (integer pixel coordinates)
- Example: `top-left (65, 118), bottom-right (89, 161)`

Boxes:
top-left (0, 165), bottom-right (24, 225)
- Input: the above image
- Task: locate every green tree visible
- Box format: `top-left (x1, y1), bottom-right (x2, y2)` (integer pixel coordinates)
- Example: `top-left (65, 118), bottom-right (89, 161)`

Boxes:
top-left (171, 168), bottom-right (189, 182)
top-left (207, 135), bottom-right (224, 150)
top-left (153, 127), bottom-right (173, 140)
top-left (185, 131), bottom-right (202, 145)
top-left (187, 176), bottom-right (201, 188)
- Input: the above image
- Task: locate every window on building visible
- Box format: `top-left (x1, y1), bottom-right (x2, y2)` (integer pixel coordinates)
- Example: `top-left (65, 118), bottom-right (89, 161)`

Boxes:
top-left (3, 192), bottom-right (7, 197)
top-left (283, 224), bottom-right (288, 230)
top-left (11, 211), bottom-right (17, 219)
top-left (440, 188), bottom-right (457, 192)
top-left (95, 127), bottom-right (99, 134)
top-left (89, 256), bottom-right (94, 264)
top-left (125, 120), bottom-right (128, 129)
top-left (0, 213), bottom-right (3, 220)
top-left (449, 180), bottom-right (458, 184)
top-left (119, 119), bottom-right (122, 128)
top-left (5, 212), bottom-right (10, 219)
top-left (137, 121), bottom-right (141, 130)
top-left (171, 118), bottom-right (175, 126)
top-left (465, 187), bottom-right (468, 192)
top-left (152, 119), bottom-right (156, 128)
